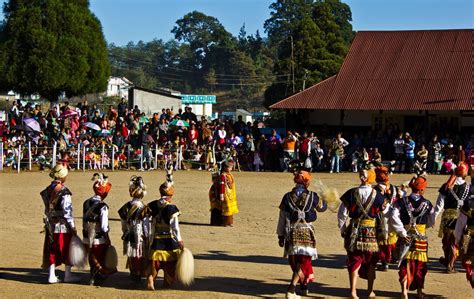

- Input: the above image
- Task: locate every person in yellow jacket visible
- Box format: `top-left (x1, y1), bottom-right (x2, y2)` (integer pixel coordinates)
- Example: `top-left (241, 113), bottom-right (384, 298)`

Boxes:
top-left (219, 160), bottom-right (239, 226)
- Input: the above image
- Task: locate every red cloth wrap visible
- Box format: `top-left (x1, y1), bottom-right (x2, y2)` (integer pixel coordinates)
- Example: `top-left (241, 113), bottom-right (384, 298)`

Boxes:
top-left (219, 174), bottom-right (225, 198)
top-left (441, 233), bottom-right (457, 265)
top-left (399, 259), bottom-right (427, 290)
top-left (378, 243), bottom-right (396, 264)
top-left (152, 260), bottom-right (177, 285)
top-left (128, 256), bottom-right (145, 277)
top-left (89, 243), bottom-right (107, 270)
top-left (289, 255), bottom-right (314, 285)
top-left (347, 250), bottom-right (378, 280)
top-left (48, 232), bottom-right (72, 266)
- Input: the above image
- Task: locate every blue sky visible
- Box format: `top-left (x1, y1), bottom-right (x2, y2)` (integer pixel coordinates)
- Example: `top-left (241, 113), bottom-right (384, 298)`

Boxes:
top-left (2, 0), bottom-right (473, 45)
top-left (89, 0), bottom-right (473, 45)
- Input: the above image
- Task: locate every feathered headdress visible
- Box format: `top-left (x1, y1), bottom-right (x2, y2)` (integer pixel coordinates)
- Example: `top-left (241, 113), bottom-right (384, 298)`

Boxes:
top-left (129, 175), bottom-right (147, 199)
top-left (92, 173), bottom-right (112, 199)
top-left (160, 165), bottom-right (175, 196)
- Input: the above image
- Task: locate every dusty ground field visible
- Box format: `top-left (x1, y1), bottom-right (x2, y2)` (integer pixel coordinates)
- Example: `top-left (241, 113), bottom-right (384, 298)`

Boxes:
top-left (0, 170), bottom-right (471, 298)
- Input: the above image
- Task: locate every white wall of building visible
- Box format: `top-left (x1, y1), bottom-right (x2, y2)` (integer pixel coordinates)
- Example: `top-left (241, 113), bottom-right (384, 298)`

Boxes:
top-left (130, 89), bottom-right (181, 116)
top-left (107, 77), bottom-right (131, 98)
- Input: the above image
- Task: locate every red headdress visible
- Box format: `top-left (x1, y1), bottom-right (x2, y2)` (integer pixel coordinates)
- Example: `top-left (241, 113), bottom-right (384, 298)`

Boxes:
top-left (445, 161), bottom-right (470, 189)
top-left (92, 173), bottom-right (112, 199)
top-left (293, 170), bottom-right (312, 187)
top-left (375, 166), bottom-right (390, 184)
top-left (409, 176), bottom-right (427, 192)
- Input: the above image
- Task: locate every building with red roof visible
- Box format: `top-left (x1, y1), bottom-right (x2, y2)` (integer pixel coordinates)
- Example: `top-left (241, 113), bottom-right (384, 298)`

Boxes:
top-left (270, 29), bottom-right (473, 132)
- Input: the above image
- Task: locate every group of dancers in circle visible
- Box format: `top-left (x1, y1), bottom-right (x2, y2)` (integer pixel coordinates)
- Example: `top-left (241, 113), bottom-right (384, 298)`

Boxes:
top-left (278, 161), bottom-right (473, 299)
top-left (40, 157), bottom-right (473, 298)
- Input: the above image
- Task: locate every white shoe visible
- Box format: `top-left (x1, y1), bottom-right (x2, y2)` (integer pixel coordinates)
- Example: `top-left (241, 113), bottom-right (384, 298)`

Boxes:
top-left (285, 292), bottom-right (301, 299)
top-left (64, 275), bottom-right (81, 283)
top-left (48, 276), bottom-right (60, 284)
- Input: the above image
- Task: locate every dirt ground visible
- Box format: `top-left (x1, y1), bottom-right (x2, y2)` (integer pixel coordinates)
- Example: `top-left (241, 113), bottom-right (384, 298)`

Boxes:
top-left (0, 170), bottom-right (471, 298)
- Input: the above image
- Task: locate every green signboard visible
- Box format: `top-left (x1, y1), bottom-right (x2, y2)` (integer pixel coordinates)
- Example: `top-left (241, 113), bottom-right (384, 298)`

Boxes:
top-left (181, 94), bottom-right (216, 104)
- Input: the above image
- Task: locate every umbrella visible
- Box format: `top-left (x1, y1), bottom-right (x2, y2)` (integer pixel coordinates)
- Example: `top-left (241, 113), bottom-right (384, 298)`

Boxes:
top-left (59, 109), bottom-right (78, 119)
top-left (169, 119), bottom-right (190, 127)
top-left (85, 122), bottom-right (101, 131)
top-left (23, 118), bottom-right (41, 132)
top-left (139, 115), bottom-right (149, 123)
top-left (98, 129), bottom-right (112, 136)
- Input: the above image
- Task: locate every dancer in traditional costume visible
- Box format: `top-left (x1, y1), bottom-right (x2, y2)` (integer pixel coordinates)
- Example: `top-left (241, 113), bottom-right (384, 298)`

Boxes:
top-left (434, 161), bottom-right (471, 272)
top-left (146, 177), bottom-right (184, 290)
top-left (277, 170), bottom-right (327, 299)
top-left (453, 170), bottom-right (474, 288)
top-left (40, 164), bottom-right (80, 283)
top-left (118, 176), bottom-right (149, 283)
top-left (219, 160), bottom-right (239, 226)
top-left (338, 169), bottom-right (386, 298)
top-left (82, 173), bottom-right (116, 286)
top-left (374, 166), bottom-right (400, 270)
top-left (209, 166), bottom-right (223, 226)
top-left (390, 176), bottom-right (435, 299)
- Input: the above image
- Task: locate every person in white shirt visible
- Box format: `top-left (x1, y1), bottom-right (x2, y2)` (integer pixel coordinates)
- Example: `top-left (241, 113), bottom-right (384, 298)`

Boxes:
top-left (453, 170), bottom-right (474, 288)
top-left (434, 162), bottom-right (471, 272)
top-left (82, 173), bottom-right (116, 286)
top-left (389, 176), bottom-right (435, 299)
top-left (393, 132), bottom-right (405, 172)
top-left (40, 164), bottom-right (80, 284)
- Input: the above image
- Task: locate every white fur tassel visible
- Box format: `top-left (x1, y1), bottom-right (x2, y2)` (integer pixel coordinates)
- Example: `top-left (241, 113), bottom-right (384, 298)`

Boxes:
top-left (176, 248), bottom-right (195, 286)
top-left (316, 179), bottom-right (340, 213)
top-left (69, 235), bottom-right (87, 269)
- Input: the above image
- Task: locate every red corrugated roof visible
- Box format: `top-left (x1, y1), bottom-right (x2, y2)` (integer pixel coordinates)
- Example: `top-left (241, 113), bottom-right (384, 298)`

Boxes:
top-left (270, 29), bottom-right (473, 111)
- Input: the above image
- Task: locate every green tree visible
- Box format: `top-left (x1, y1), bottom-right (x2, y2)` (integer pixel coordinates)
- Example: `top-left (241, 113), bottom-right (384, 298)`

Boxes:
top-left (172, 11), bottom-right (235, 70)
top-left (205, 67), bottom-right (217, 92)
top-left (264, 0), bottom-right (353, 107)
top-left (0, 0), bottom-right (110, 101)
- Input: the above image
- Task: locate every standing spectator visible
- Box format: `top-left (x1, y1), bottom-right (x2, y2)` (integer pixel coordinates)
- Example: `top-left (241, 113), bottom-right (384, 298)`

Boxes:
top-left (330, 132), bottom-right (349, 173)
top-left (298, 132), bottom-right (311, 162)
top-left (372, 147), bottom-right (382, 165)
top-left (313, 142), bottom-right (324, 172)
top-left (188, 123), bottom-right (199, 145)
top-left (234, 115), bottom-right (246, 135)
top-left (393, 132), bottom-right (405, 172)
top-left (428, 135), bottom-right (442, 174)
top-left (217, 125), bottom-right (227, 147)
top-left (117, 97), bottom-right (127, 117)
top-left (404, 133), bottom-right (416, 173)
top-left (283, 131), bottom-right (297, 160)
top-left (267, 129), bottom-right (282, 171)
top-left (415, 144), bottom-right (428, 175)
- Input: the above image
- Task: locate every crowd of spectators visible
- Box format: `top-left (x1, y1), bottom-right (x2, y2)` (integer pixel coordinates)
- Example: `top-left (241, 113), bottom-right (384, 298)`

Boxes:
top-left (1, 98), bottom-right (473, 174)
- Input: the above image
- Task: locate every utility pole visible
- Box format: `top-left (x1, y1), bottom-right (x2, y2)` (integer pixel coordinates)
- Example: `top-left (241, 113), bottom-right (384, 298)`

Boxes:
top-left (290, 35), bottom-right (295, 94)
top-left (302, 69), bottom-right (309, 90)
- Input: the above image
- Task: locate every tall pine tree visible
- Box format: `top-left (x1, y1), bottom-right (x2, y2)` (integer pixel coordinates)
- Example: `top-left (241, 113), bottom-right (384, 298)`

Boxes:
top-left (0, 0), bottom-right (110, 101)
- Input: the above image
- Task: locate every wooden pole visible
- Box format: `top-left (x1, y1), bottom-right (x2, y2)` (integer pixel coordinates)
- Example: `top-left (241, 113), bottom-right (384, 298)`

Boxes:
top-left (77, 143), bottom-right (81, 170)
top-left (101, 144), bottom-right (105, 169)
top-left (52, 141), bottom-right (57, 167)
top-left (111, 145), bottom-right (115, 172)
top-left (17, 144), bottom-right (21, 173)
top-left (82, 144), bottom-right (86, 172)
top-left (28, 141), bottom-right (32, 170)
top-left (140, 146), bottom-right (144, 170)
top-left (0, 142), bottom-right (3, 171)
top-left (154, 143), bottom-right (158, 170)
